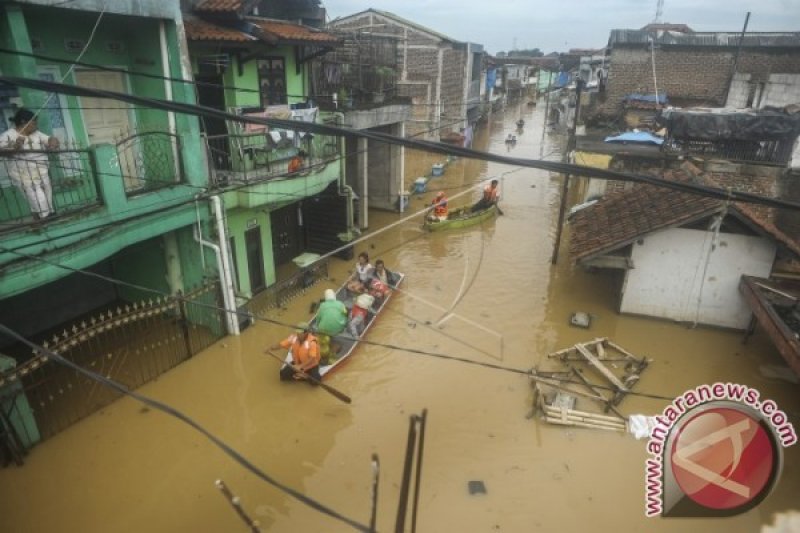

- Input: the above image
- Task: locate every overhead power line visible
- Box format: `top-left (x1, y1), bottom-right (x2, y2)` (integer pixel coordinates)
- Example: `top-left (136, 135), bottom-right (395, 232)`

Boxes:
top-left (0, 322), bottom-right (371, 532)
top-left (2, 75), bottom-right (798, 212)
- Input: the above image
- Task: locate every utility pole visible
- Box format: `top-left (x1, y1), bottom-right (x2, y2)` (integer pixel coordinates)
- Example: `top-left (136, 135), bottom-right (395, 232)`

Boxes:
top-left (551, 77), bottom-right (584, 265)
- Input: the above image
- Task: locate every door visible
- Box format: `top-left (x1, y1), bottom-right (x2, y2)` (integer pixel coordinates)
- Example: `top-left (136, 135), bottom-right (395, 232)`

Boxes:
top-left (245, 227), bottom-right (266, 293)
top-left (74, 70), bottom-right (139, 190)
top-left (196, 74), bottom-right (230, 169)
top-left (270, 203), bottom-right (303, 266)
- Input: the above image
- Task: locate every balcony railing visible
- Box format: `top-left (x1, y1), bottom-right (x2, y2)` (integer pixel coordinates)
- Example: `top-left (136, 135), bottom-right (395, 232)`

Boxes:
top-left (115, 131), bottom-right (182, 196)
top-left (0, 146), bottom-right (100, 227)
top-left (205, 130), bottom-right (340, 186)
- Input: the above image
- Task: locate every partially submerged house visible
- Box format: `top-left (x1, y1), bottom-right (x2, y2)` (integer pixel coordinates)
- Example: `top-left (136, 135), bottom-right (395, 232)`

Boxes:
top-left (569, 163), bottom-right (800, 330)
top-left (310, 23), bottom-right (412, 224)
top-left (0, 0), bottom-right (223, 446)
top-left (183, 0), bottom-right (354, 305)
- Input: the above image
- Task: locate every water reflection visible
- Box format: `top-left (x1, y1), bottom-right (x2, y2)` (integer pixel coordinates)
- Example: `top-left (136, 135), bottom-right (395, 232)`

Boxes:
top-left (1, 100), bottom-right (798, 533)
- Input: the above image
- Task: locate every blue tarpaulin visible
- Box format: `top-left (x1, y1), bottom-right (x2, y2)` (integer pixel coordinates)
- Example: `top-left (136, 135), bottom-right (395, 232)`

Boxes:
top-left (624, 93), bottom-right (668, 105)
top-left (486, 68), bottom-right (497, 92)
top-left (604, 131), bottom-right (664, 145)
top-left (554, 71), bottom-right (570, 88)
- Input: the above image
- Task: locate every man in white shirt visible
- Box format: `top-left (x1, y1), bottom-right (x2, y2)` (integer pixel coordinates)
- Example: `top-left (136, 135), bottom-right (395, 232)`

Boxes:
top-left (0, 108), bottom-right (60, 219)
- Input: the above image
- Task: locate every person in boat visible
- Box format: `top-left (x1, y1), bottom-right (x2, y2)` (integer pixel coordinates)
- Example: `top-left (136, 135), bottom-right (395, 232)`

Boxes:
top-left (348, 293), bottom-right (374, 338)
top-left (427, 191), bottom-right (448, 222)
top-left (370, 259), bottom-right (398, 287)
top-left (471, 179), bottom-right (499, 212)
top-left (272, 322), bottom-right (321, 382)
top-left (316, 289), bottom-right (348, 362)
top-left (367, 259), bottom-right (394, 303)
top-left (346, 252), bottom-right (373, 294)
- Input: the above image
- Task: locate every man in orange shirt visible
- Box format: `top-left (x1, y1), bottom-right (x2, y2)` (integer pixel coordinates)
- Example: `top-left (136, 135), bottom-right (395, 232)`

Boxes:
top-left (471, 179), bottom-right (499, 212)
top-left (272, 322), bottom-right (321, 382)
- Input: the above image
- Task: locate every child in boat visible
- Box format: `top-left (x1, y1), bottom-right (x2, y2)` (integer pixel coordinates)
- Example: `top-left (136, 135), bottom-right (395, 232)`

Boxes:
top-left (346, 252), bottom-right (372, 294)
top-left (347, 293), bottom-right (374, 338)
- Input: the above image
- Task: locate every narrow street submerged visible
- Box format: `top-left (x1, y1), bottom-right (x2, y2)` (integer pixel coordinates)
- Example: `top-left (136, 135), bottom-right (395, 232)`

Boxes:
top-left (1, 101), bottom-right (798, 532)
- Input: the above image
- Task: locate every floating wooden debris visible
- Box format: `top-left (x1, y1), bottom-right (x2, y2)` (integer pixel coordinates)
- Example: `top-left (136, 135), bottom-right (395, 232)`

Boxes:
top-left (530, 338), bottom-right (652, 431)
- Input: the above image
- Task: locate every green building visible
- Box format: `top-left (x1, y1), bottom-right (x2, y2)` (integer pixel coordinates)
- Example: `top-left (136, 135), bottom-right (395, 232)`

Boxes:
top-left (184, 0), bottom-right (357, 304)
top-left (0, 0), bottom-right (229, 444)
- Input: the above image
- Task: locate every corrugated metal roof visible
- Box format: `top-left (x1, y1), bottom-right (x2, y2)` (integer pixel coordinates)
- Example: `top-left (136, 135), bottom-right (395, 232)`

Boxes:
top-left (609, 29), bottom-right (800, 48)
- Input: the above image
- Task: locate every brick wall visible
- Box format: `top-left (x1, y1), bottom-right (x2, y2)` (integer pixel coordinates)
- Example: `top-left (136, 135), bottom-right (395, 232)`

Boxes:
top-left (441, 47), bottom-right (466, 134)
top-left (599, 45), bottom-right (800, 116)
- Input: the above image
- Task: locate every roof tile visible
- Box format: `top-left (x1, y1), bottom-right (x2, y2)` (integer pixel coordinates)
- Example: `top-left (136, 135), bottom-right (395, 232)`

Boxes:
top-left (185, 18), bottom-right (255, 42)
top-left (195, 0), bottom-right (244, 13)
top-left (249, 18), bottom-right (339, 45)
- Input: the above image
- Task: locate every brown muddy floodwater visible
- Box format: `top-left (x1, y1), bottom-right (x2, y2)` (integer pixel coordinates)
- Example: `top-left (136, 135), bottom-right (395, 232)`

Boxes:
top-left (1, 101), bottom-right (799, 533)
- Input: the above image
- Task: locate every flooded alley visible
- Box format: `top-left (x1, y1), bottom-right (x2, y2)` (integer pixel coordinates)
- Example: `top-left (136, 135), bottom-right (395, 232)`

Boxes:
top-left (1, 98), bottom-right (798, 532)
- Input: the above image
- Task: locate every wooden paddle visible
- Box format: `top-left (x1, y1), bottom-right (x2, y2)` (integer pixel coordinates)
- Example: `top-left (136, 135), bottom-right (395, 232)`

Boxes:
top-left (495, 202), bottom-right (504, 216)
top-left (264, 349), bottom-right (352, 404)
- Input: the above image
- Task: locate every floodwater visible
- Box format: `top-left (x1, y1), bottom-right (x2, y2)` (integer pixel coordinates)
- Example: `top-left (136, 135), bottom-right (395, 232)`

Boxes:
top-left (1, 99), bottom-right (799, 533)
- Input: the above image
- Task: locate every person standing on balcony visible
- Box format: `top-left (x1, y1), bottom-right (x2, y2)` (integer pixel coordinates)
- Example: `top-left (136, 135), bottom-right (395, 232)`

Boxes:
top-left (0, 108), bottom-right (59, 219)
top-left (288, 149), bottom-right (307, 174)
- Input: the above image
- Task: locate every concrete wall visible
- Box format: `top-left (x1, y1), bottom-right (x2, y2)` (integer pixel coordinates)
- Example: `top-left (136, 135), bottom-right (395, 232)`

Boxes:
top-left (620, 226), bottom-right (776, 329)
top-left (727, 73), bottom-right (800, 109)
top-left (600, 45), bottom-right (800, 116)
top-left (13, 0), bottom-right (180, 19)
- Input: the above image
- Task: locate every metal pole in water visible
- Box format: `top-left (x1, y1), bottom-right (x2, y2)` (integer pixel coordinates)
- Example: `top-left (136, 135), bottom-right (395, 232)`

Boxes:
top-left (369, 454), bottom-right (380, 532)
top-left (395, 414), bottom-right (418, 533)
top-left (410, 409), bottom-right (428, 533)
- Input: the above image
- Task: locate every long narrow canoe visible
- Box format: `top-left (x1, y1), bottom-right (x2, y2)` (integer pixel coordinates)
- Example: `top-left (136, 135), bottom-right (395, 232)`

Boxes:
top-left (423, 204), bottom-right (498, 232)
top-left (284, 272), bottom-right (404, 380)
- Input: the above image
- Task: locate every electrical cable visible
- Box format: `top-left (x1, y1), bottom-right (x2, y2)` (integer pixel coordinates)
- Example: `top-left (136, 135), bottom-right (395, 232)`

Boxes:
top-left (0, 322), bottom-right (371, 533)
top-left (0, 48), bottom-right (482, 110)
top-left (0, 244), bottom-right (677, 403)
top-left (3, 75), bottom-right (797, 213)
top-left (0, 113), bottom-right (471, 249)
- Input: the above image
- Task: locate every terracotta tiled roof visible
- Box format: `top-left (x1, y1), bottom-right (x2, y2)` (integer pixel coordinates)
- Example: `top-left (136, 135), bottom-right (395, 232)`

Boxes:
top-left (736, 203), bottom-right (800, 257)
top-left (569, 163), bottom-right (800, 261)
top-left (185, 18), bottom-right (255, 42)
top-left (195, 0), bottom-right (245, 13)
top-left (569, 172), bottom-right (720, 262)
top-left (249, 18), bottom-right (339, 45)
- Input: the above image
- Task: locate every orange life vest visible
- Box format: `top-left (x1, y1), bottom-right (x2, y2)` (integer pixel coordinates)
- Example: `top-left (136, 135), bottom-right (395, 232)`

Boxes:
top-left (432, 195), bottom-right (448, 217)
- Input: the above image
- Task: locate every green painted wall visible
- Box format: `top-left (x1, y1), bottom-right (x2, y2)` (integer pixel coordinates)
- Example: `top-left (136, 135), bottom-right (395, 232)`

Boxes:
top-left (0, 7), bottom-right (212, 299)
top-left (111, 236), bottom-right (170, 302)
top-left (225, 208), bottom-right (274, 297)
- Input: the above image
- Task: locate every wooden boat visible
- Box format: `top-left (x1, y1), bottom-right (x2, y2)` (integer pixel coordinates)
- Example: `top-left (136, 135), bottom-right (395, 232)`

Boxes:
top-left (284, 272), bottom-right (405, 380)
top-left (423, 204), bottom-right (498, 232)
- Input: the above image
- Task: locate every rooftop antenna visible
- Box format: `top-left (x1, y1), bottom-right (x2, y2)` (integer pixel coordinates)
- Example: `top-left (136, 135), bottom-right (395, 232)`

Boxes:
top-left (653, 0), bottom-right (664, 23)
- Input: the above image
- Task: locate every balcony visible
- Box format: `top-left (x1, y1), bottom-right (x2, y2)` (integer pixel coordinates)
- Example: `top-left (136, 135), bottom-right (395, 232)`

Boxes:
top-left (0, 130), bottom-right (187, 232)
top-left (205, 129), bottom-right (341, 186)
top-left (0, 145), bottom-right (100, 228)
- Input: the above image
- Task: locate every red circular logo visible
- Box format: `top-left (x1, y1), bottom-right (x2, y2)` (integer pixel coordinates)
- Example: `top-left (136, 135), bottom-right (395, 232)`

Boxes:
top-left (670, 406), bottom-right (777, 511)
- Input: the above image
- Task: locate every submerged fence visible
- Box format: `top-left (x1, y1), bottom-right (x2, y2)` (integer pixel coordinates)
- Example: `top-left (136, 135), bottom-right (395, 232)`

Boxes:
top-left (244, 260), bottom-right (329, 319)
top-left (0, 282), bottom-right (225, 461)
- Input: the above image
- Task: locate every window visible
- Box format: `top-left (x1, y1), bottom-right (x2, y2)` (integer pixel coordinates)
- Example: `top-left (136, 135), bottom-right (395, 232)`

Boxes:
top-left (257, 57), bottom-right (287, 106)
